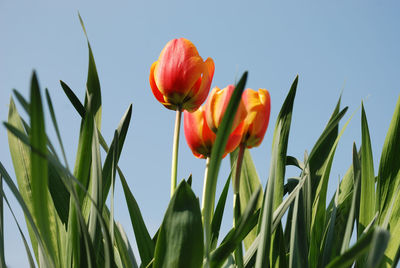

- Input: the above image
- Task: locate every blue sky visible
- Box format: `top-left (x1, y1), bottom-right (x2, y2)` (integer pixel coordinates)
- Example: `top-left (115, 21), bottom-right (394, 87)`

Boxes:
top-left (1, 1), bottom-right (399, 266)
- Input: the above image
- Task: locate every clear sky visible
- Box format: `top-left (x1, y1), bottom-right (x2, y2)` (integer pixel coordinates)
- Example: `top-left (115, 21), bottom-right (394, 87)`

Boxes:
top-left (1, 1), bottom-right (399, 266)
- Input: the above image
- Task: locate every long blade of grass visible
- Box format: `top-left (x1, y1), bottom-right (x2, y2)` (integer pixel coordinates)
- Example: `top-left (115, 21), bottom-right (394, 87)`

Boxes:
top-left (325, 228), bottom-right (375, 268)
top-left (210, 189), bottom-right (261, 267)
top-left (29, 72), bottom-right (59, 263)
top-left (119, 169), bottom-right (154, 267)
top-left (0, 162), bottom-right (54, 267)
top-left (0, 174), bottom-right (4, 268)
top-left (377, 95), bottom-right (400, 221)
top-left (210, 173), bottom-right (232, 251)
top-left (255, 75), bottom-right (298, 268)
top-left (202, 72), bottom-right (248, 262)
top-left (366, 228), bottom-right (390, 267)
top-left (309, 105), bottom-right (353, 266)
top-left (340, 144), bottom-right (361, 253)
top-left (60, 81), bottom-right (85, 118)
top-left (2, 188), bottom-right (36, 268)
top-left (359, 103), bottom-right (376, 237)
top-left (320, 179), bottom-right (340, 267)
top-left (45, 89), bottom-right (69, 169)
top-left (230, 148), bottom-right (263, 249)
top-left (78, 13), bottom-right (102, 129)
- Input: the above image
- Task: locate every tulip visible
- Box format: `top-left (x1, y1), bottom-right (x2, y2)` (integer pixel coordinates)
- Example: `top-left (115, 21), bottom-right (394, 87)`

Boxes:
top-left (149, 38), bottom-right (215, 112)
top-left (183, 106), bottom-right (243, 159)
top-left (204, 85), bottom-right (247, 133)
top-left (241, 88), bottom-right (271, 148)
top-left (149, 38), bottom-right (215, 197)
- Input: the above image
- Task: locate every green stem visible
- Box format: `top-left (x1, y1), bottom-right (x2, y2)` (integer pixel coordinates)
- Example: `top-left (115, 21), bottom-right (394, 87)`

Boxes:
top-left (233, 193), bottom-right (244, 268)
top-left (170, 109), bottom-right (182, 197)
top-left (201, 157), bottom-right (211, 267)
top-left (234, 143), bottom-right (245, 194)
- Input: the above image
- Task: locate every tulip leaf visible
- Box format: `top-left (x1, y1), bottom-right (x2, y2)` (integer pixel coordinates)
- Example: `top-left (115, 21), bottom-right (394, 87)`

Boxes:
top-left (60, 80), bottom-right (86, 118)
top-left (153, 180), bottom-right (203, 268)
top-left (210, 188), bottom-right (261, 268)
top-left (309, 105), bottom-right (353, 267)
top-left (340, 144), bottom-right (361, 254)
top-left (210, 173), bottom-right (232, 251)
top-left (119, 169), bottom-right (154, 267)
top-left (230, 148), bottom-right (263, 249)
top-left (358, 103), bottom-right (376, 237)
top-left (325, 228), bottom-right (377, 268)
top-left (255, 75), bottom-right (298, 268)
top-left (202, 72), bottom-right (247, 260)
top-left (29, 72), bottom-right (62, 264)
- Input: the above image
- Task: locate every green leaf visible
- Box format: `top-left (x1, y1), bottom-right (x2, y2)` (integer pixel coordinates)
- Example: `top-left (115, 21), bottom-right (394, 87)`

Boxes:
top-left (309, 105), bottom-right (353, 267)
top-left (79, 14), bottom-right (102, 129)
top-left (29, 72), bottom-right (59, 263)
top-left (325, 228), bottom-right (376, 268)
top-left (0, 162), bottom-right (54, 267)
top-left (154, 180), bottom-right (203, 268)
top-left (210, 174), bottom-right (232, 251)
top-left (366, 228), bottom-right (390, 267)
top-left (101, 104), bottom-right (132, 206)
top-left (119, 169), bottom-right (154, 267)
top-left (288, 191), bottom-right (300, 268)
top-left (60, 80), bottom-right (85, 118)
top-left (1, 187), bottom-right (36, 268)
top-left (320, 180), bottom-right (340, 267)
top-left (230, 148), bottom-right (263, 249)
top-left (210, 189), bottom-right (261, 268)
top-left (308, 96), bottom-right (344, 200)
top-left (340, 144), bottom-right (361, 254)
top-left (359, 103), bottom-right (376, 236)
top-left (0, 174), bottom-right (5, 268)
top-left (255, 75), bottom-right (298, 268)
top-left (202, 72), bottom-right (247, 260)
top-left (377, 96), bottom-right (400, 221)
top-left (45, 89), bottom-right (69, 169)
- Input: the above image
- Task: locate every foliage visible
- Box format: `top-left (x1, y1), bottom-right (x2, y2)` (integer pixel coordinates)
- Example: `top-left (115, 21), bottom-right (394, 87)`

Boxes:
top-left (1, 18), bottom-right (400, 268)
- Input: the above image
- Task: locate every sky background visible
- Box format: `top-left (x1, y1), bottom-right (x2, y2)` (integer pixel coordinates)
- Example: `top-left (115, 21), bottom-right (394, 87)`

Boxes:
top-left (1, 1), bottom-right (399, 266)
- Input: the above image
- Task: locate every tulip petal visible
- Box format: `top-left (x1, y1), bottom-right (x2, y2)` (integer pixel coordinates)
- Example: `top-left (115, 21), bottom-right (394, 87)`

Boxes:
top-left (242, 89), bottom-right (271, 148)
top-left (154, 39), bottom-right (204, 103)
top-left (184, 58), bottom-right (215, 112)
top-left (150, 61), bottom-right (176, 110)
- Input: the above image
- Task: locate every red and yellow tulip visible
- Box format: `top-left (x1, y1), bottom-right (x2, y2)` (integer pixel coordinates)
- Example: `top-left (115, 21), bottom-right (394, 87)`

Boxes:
top-left (183, 106), bottom-right (243, 159)
top-left (204, 85), bottom-right (247, 133)
top-left (149, 38), bottom-right (215, 112)
top-left (241, 88), bottom-right (271, 148)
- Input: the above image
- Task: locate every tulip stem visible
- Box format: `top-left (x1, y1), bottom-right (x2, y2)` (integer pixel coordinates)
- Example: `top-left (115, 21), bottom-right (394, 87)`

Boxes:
top-left (201, 157), bottom-right (211, 267)
top-left (234, 143), bottom-right (245, 194)
top-left (170, 109), bottom-right (182, 197)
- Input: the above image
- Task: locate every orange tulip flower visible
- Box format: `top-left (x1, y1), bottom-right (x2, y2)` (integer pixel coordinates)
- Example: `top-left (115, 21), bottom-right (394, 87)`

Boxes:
top-left (204, 85), bottom-right (247, 133)
top-left (150, 38), bottom-right (215, 112)
top-left (184, 106), bottom-right (243, 159)
top-left (241, 88), bottom-right (271, 148)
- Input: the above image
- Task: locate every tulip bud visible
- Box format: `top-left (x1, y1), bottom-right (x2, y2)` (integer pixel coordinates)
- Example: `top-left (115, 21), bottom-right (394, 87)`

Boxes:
top-left (184, 106), bottom-right (243, 159)
top-left (150, 38), bottom-right (215, 112)
top-left (204, 85), bottom-right (247, 133)
top-left (241, 88), bottom-right (271, 148)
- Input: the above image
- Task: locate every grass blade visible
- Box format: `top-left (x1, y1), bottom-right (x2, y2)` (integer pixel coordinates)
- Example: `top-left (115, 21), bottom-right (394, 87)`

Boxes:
top-left (29, 72), bottom-right (58, 263)
top-left (255, 75), bottom-right (298, 268)
top-left (210, 173), bottom-right (231, 251)
top-left (340, 144), bottom-right (361, 253)
top-left (230, 148), bottom-right (263, 249)
top-left (202, 72), bottom-right (248, 261)
top-left (359, 103), bottom-right (376, 237)
top-left (119, 169), bottom-right (154, 267)
top-left (45, 89), bottom-right (69, 170)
